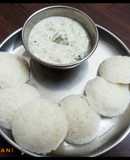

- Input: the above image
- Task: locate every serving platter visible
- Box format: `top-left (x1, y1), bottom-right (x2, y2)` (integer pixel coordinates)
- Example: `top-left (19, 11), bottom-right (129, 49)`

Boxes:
top-left (0, 25), bottom-right (130, 157)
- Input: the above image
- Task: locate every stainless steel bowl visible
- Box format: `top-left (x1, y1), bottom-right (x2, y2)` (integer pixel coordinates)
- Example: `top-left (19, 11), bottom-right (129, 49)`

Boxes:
top-left (22, 5), bottom-right (99, 69)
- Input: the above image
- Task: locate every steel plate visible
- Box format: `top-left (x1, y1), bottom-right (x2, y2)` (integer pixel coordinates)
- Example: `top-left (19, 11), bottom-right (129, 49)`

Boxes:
top-left (0, 25), bottom-right (130, 157)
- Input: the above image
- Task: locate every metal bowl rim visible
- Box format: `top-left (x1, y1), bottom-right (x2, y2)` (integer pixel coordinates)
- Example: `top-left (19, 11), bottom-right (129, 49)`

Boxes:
top-left (22, 5), bottom-right (99, 68)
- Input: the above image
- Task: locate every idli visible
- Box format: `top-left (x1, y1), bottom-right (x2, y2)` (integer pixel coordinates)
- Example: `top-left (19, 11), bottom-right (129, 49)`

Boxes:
top-left (12, 98), bottom-right (68, 154)
top-left (84, 76), bottom-right (130, 117)
top-left (59, 95), bottom-right (101, 145)
top-left (0, 53), bottom-right (29, 88)
top-left (98, 56), bottom-right (130, 84)
top-left (0, 84), bottom-right (40, 129)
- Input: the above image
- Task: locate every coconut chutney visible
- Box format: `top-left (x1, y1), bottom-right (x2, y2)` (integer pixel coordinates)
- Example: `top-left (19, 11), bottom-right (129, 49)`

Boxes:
top-left (28, 16), bottom-right (90, 65)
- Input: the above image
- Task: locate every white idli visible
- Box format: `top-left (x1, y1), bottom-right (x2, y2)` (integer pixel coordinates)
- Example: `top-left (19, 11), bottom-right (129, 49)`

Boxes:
top-left (0, 53), bottom-right (29, 88)
top-left (98, 56), bottom-right (130, 84)
top-left (0, 84), bottom-right (40, 129)
top-left (59, 95), bottom-right (101, 145)
top-left (84, 76), bottom-right (130, 117)
top-left (12, 98), bottom-right (68, 154)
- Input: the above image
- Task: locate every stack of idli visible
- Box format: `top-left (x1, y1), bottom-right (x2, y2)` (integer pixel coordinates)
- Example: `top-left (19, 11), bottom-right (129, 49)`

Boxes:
top-left (58, 55), bottom-right (130, 147)
top-left (84, 56), bottom-right (130, 117)
top-left (0, 53), bottom-right (33, 129)
top-left (0, 52), bottom-right (69, 155)
top-left (0, 51), bottom-right (130, 155)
